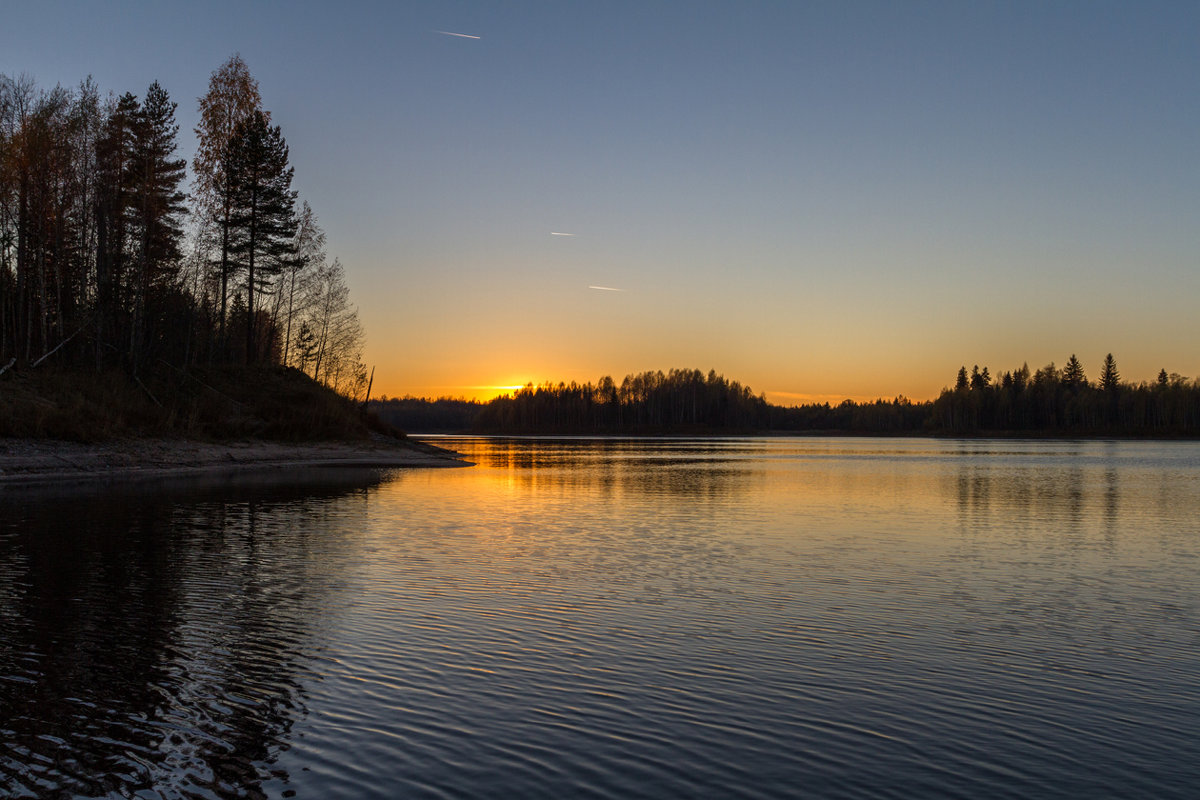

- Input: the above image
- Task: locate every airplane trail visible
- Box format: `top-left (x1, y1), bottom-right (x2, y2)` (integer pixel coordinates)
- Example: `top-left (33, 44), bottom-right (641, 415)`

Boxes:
top-left (588, 285), bottom-right (625, 292)
top-left (435, 30), bottom-right (481, 39)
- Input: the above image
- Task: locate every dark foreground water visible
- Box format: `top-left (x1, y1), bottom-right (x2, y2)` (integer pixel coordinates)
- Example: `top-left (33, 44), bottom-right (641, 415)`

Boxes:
top-left (2, 437), bottom-right (1199, 799)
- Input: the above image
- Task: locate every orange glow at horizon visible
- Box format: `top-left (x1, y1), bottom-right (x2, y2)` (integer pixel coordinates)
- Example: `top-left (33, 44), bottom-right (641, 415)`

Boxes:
top-left (764, 390), bottom-right (915, 406)
top-left (368, 366), bottom-right (945, 406)
top-left (373, 381), bottom-right (534, 403)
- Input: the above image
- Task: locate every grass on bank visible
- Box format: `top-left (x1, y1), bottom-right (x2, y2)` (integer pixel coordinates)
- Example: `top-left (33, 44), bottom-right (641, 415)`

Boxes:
top-left (0, 364), bottom-right (396, 443)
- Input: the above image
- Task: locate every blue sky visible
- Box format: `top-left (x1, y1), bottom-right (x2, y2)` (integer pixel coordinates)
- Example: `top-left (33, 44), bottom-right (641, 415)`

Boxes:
top-left (5, 1), bottom-right (1198, 400)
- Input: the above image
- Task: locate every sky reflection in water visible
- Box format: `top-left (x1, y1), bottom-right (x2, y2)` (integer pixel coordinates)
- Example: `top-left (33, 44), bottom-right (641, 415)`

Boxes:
top-left (1, 439), bottom-right (1199, 798)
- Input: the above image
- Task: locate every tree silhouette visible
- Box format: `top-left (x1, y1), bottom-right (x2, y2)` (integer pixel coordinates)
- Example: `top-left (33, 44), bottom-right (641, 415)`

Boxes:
top-left (1100, 353), bottom-right (1120, 392)
top-left (94, 91), bottom-right (141, 364)
top-left (0, 64), bottom-right (366, 389)
top-left (128, 81), bottom-right (186, 371)
top-left (955, 366), bottom-right (968, 391)
top-left (277, 201), bottom-right (323, 368)
top-left (192, 55), bottom-right (264, 346)
top-left (222, 110), bottom-right (296, 364)
top-left (968, 365), bottom-right (991, 391)
top-left (1063, 354), bottom-right (1086, 389)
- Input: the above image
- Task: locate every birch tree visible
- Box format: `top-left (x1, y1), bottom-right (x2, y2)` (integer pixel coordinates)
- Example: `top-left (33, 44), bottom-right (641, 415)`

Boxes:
top-left (300, 256), bottom-right (364, 393)
top-left (273, 200), bottom-right (323, 368)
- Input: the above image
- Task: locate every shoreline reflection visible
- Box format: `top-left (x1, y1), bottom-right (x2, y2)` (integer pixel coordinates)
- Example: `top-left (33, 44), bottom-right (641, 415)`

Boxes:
top-left (0, 474), bottom-right (377, 797)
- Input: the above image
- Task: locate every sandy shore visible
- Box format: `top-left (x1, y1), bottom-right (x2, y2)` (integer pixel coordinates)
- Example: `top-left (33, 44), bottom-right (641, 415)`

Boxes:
top-left (0, 436), bottom-right (470, 487)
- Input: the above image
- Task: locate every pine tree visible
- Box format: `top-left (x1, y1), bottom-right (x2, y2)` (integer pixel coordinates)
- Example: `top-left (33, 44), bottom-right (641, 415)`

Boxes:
top-left (128, 81), bottom-right (186, 368)
top-left (1100, 353), bottom-right (1120, 392)
top-left (222, 110), bottom-right (296, 363)
top-left (1099, 353), bottom-right (1120, 427)
top-left (1012, 363), bottom-right (1030, 393)
top-left (192, 55), bottom-right (264, 348)
top-left (94, 91), bottom-right (140, 364)
top-left (1063, 354), bottom-right (1085, 389)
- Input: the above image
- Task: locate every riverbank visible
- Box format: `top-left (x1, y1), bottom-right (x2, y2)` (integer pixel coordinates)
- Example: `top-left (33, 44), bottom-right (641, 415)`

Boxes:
top-left (2, 365), bottom-right (387, 441)
top-left (0, 435), bottom-right (470, 487)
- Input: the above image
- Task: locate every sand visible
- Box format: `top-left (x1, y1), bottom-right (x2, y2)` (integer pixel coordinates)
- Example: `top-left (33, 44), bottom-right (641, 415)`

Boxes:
top-left (0, 435), bottom-right (469, 487)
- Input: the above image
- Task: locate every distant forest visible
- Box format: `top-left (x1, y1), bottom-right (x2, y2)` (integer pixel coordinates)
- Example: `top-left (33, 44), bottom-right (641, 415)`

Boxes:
top-left (373, 357), bottom-right (1200, 437)
top-left (0, 58), bottom-right (367, 396)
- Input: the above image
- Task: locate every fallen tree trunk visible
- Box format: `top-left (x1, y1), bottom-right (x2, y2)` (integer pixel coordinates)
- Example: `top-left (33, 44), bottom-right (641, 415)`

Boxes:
top-left (32, 321), bottom-right (89, 368)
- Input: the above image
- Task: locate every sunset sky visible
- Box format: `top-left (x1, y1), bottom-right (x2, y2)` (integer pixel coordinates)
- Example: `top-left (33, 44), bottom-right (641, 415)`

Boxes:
top-left (5, 1), bottom-right (1197, 403)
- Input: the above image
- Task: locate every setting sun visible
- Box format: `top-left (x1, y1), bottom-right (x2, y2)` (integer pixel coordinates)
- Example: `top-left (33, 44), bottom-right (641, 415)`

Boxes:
top-left (5, 3), bottom-right (1200, 797)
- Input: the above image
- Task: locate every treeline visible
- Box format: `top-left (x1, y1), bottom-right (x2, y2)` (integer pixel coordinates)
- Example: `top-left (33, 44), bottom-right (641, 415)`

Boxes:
top-left (374, 358), bottom-right (1200, 438)
top-left (375, 369), bottom-right (930, 435)
top-left (768, 396), bottom-right (928, 433)
top-left (931, 354), bottom-right (1200, 434)
top-left (372, 397), bottom-right (485, 433)
top-left (0, 57), bottom-right (366, 397)
top-left (475, 369), bottom-right (772, 433)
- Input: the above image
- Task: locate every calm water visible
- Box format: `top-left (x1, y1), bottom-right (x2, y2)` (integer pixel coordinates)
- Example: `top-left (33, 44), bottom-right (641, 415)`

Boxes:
top-left (2, 437), bottom-right (1199, 799)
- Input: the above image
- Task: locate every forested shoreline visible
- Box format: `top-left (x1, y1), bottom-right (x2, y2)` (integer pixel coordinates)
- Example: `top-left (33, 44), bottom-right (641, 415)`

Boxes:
top-left (6, 63), bottom-right (1197, 442)
top-left (374, 357), bottom-right (1200, 437)
top-left (929, 356), bottom-right (1200, 434)
top-left (0, 57), bottom-right (366, 398)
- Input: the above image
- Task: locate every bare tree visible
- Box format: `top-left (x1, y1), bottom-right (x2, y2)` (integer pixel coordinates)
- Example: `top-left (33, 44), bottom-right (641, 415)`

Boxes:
top-left (273, 200), bottom-right (323, 368)
top-left (299, 256), bottom-right (364, 394)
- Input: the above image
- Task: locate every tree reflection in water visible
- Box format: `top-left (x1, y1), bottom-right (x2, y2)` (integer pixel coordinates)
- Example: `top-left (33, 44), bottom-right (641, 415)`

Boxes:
top-left (0, 470), bottom-right (379, 798)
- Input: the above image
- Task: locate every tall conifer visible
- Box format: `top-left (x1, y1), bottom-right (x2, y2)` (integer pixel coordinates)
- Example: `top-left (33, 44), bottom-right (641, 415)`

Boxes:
top-left (129, 81), bottom-right (186, 368)
top-left (222, 110), bottom-right (295, 363)
top-left (95, 92), bottom-right (139, 363)
top-left (192, 55), bottom-right (263, 348)
top-left (1100, 354), bottom-right (1120, 392)
top-left (1063, 354), bottom-right (1085, 389)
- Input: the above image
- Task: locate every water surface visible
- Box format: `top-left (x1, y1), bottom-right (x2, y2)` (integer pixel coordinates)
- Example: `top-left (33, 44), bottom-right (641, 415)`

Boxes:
top-left (2, 438), bottom-right (1199, 798)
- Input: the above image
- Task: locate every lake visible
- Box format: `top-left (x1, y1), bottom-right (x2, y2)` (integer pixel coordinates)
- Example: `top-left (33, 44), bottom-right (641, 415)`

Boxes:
top-left (2, 437), bottom-right (1199, 798)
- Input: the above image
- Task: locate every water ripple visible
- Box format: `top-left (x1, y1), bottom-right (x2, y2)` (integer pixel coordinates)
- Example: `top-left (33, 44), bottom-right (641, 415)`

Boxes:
top-left (3, 441), bottom-right (1200, 797)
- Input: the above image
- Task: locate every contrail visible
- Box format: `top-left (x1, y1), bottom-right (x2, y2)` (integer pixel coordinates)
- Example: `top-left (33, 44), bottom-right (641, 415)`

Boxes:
top-left (588, 285), bottom-right (625, 292)
top-left (550, 231), bottom-right (576, 236)
top-left (435, 30), bottom-right (481, 39)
